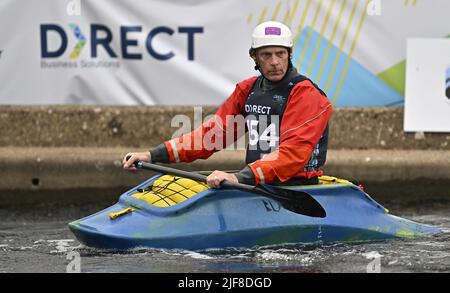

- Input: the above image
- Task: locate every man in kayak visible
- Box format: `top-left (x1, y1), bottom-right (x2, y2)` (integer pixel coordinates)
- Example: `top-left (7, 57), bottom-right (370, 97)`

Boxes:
top-left (123, 21), bottom-right (332, 188)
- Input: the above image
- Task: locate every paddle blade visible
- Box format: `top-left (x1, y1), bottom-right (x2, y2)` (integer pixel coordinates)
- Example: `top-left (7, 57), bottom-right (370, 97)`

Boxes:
top-left (257, 184), bottom-right (327, 218)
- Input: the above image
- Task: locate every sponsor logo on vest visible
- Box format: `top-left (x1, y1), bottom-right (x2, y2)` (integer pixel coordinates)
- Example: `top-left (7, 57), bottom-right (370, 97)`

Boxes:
top-left (244, 104), bottom-right (271, 115)
top-left (272, 94), bottom-right (286, 104)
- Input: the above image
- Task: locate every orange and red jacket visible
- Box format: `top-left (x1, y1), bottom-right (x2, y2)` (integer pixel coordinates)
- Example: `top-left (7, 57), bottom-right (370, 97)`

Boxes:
top-left (153, 75), bottom-right (332, 185)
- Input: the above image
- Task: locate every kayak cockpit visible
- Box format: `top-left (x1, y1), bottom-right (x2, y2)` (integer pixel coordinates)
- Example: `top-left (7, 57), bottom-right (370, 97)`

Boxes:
top-left (111, 174), bottom-right (362, 219)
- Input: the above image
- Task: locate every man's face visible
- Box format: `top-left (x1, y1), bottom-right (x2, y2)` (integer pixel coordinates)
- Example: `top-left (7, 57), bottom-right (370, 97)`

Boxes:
top-left (252, 46), bottom-right (290, 82)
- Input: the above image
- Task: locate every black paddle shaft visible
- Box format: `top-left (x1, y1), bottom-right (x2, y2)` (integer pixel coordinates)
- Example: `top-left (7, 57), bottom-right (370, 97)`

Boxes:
top-left (134, 161), bottom-right (326, 218)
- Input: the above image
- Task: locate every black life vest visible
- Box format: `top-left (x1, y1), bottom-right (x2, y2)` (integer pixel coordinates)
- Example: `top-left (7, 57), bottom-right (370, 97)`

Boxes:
top-left (242, 74), bottom-right (329, 173)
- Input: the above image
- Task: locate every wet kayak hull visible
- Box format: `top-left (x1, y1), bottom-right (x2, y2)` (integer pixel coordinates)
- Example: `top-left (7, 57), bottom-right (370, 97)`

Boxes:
top-left (69, 176), bottom-right (441, 250)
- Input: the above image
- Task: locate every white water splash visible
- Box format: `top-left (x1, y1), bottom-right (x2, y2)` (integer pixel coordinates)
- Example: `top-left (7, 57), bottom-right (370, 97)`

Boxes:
top-left (48, 239), bottom-right (78, 254)
top-left (363, 251), bottom-right (383, 259)
top-left (388, 259), bottom-right (399, 265)
top-left (19, 246), bottom-right (34, 250)
top-left (183, 251), bottom-right (215, 260)
top-left (257, 252), bottom-right (292, 261)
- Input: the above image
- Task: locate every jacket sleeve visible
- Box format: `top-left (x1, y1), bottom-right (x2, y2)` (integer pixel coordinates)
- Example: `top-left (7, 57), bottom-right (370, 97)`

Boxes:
top-left (151, 77), bottom-right (257, 164)
top-left (248, 80), bottom-right (333, 185)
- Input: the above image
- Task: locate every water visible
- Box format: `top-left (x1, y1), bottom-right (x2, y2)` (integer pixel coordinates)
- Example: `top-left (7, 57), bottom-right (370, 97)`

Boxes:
top-left (1, 188), bottom-right (450, 273)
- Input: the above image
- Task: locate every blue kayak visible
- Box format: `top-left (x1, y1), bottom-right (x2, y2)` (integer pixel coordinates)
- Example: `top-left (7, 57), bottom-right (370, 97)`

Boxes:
top-left (69, 175), bottom-right (441, 250)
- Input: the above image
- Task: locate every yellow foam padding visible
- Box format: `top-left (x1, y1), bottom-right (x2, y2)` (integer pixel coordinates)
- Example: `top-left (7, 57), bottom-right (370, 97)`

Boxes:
top-left (131, 175), bottom-right (209, 208)
top-left (319, 175), bottom-right (352, 185)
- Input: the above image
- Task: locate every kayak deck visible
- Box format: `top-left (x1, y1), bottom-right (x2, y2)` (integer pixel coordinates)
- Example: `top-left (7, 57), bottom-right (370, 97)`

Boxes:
top-left (69, 175), bottom-right (441, 250)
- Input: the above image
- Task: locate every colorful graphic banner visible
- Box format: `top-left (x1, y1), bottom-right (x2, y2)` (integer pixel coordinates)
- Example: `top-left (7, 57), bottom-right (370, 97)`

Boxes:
top-left (0, 0), bottom-right (449, 106)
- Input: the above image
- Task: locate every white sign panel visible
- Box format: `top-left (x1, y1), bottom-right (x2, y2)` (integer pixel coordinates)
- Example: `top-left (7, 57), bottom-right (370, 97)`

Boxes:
top-left (404, 38), bottom-right (450, 132)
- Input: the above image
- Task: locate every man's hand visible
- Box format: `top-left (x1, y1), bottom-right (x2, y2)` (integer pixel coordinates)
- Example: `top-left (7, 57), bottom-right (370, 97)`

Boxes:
top-left (123, 152), bottom-right (151, 172)
top-left (206, 170), bottom-right (238, 188)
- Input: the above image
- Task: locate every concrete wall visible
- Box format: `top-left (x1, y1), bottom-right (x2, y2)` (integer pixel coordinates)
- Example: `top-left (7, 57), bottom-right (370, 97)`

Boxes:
top-left (1, 106), bottom-right (449, 149)
top-left (1, 106), bottom-right (450, 191)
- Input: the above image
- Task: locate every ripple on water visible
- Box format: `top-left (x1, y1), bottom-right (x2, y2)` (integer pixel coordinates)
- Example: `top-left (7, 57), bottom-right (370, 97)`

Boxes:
top-left (1, 211), bottom-right (449, 272)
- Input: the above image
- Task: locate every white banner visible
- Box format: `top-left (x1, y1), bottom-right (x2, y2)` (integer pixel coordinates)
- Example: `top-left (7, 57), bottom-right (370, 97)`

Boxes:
top-left (404, 39), bottom-right (450, 132)
top-left (0, 0), bottom-right (449, 106)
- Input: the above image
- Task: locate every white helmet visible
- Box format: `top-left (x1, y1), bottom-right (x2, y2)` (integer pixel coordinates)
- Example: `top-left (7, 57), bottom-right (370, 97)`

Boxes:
top-left (251, 21), bottom-right (293, 49)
